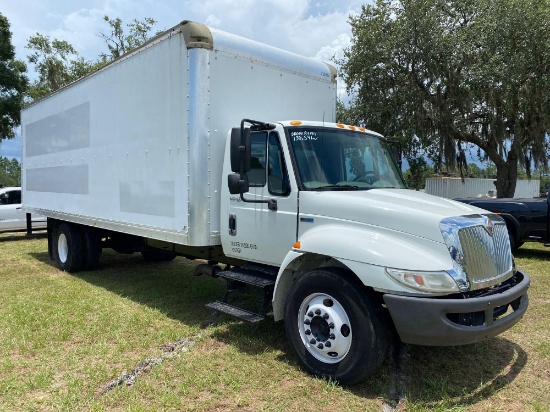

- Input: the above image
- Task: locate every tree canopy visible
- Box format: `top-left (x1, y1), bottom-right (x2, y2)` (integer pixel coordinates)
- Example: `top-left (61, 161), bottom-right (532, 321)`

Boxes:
top-left (338, 0), bottom-right (550, 197)
top-left (25, 34), bottom-right (102, 101)
top-left (99, 16), bottom-right (157, 61)
top-left (26, 16), bottom-right (157, 101)
top-left (0, 13), bottom-right (28, 142)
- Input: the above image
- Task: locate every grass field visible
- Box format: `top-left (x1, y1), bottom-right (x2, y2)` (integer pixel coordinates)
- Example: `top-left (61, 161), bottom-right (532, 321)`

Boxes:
top-left (0, 232), bottom-right (548, 411)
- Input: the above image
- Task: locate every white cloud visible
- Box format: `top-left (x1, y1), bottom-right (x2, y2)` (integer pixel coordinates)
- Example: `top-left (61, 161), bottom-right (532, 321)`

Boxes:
top-left (314, 33), bottom-right (352, 102)
top-left (205, 14), bottom-right (221, 27)
top-left (314, 33), bottom-right (351, 62)
top-left (182, 0), bottom-right (357, 57)
top-left (50, 8), bottom-right (108, 58)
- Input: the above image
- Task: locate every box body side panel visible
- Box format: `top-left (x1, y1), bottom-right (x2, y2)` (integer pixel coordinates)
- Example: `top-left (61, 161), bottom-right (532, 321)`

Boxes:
top-left (22, 34), bottom-right (191, 243)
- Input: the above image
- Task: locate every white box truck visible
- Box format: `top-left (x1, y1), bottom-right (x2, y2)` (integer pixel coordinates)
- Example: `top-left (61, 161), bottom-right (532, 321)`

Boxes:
top-left (21, 21), bottom-right (529, 385)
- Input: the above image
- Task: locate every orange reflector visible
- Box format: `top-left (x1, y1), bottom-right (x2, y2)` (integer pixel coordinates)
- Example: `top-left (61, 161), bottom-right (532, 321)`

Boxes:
top-left (336, 123), bottom-right (345, 128)
top-left (293, 241), bottom-right (301, 249)
top-left (290, 121), bottom-right (302, 126)
top-left (359, 127), bottom-right (366, 132)
top-left (348, 125), bottom-right (356, 130)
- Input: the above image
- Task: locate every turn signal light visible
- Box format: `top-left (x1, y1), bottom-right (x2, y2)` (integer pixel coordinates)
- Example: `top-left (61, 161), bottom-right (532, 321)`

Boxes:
top-left (293, 241), bottom-right (301, 249)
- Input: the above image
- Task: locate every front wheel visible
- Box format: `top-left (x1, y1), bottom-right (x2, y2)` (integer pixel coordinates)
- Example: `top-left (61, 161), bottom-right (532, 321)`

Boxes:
top-left (284, 268), bottom-right (389, 385)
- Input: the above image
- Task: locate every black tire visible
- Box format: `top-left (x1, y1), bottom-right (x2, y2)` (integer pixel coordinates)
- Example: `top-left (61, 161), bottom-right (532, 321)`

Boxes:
top-left (284, 268), bottom-right (389, 385)
top-left (508, 231), bottom-right (524, 252)
top-left (508, 232), bottom-right (517, 252)
top-left (81, 226), bottom-right (102, 271)
top-left (141, 249), bottom-right (176, 262)
top-left (54, 223), bottom-right (84, 272)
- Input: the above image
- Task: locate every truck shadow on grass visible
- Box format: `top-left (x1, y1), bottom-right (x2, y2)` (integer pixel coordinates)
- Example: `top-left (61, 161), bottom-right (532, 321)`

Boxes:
top-left (0, 231), bottom-right (47, 242)
top-left (390, 339), bottom-right (528, 409)
top-left (212, 320), bottom-right (528, 407)
top-left (514, 246), bottom-right (550, 260)
top-left (30, 250), bottom-right (529, 407)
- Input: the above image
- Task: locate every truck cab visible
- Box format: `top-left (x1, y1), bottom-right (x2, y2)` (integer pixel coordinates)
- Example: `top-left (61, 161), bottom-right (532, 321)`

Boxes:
top-left (220, 119), bottom-right (529, 384)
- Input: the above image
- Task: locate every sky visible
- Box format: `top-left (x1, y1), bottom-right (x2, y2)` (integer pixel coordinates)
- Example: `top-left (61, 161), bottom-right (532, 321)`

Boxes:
top-left (0, 0), bottom-right (366, 161)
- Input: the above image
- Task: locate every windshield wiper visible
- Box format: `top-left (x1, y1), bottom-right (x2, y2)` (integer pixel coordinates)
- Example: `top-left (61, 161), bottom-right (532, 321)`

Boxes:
top-left (312, 184), bottom-right (360, 191)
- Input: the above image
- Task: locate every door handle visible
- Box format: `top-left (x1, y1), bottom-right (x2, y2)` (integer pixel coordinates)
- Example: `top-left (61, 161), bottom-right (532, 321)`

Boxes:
top-left (229, 214), bottom-right (237, 236)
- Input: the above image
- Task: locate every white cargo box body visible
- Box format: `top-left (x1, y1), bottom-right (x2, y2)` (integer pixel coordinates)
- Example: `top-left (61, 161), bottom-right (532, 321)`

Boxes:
top-left (22, 21), bottom-right (336, 246)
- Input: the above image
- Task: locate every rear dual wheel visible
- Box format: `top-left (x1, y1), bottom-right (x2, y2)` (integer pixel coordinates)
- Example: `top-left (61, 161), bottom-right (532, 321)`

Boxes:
top-left (54, 223), bottom-right (83, 272)
top-left (284, 268), bottom-right (389, 385)
top-left (54, 223), bottom-right (101, 272)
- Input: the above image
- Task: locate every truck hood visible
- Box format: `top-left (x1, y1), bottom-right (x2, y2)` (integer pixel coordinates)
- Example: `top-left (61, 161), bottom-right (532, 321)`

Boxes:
top-left (299, 189), bottom-right (487, 243)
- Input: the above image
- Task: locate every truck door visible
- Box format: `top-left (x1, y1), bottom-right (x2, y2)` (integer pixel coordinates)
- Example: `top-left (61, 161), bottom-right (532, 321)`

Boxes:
top-left (225, 130), bottom-right (297, 265)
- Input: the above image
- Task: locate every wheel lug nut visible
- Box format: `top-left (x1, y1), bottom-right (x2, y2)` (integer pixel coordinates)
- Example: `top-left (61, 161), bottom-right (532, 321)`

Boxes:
top-left (323, 313), bottom-right (329, 319)
top-left (325, 341), bottom-right (331, 348)
top-left (304, 319), bottom-right (311, 325)
top-left (308, 311), bottom-right (313, 317)
top-left (329, 322), bottom-right (334, 329)
top-left (330, 333), bottom-right (335, 340)
top-left (315, 309), bottom-right (321, 315)
top-left (310, 339), bottom-right (316, 344)
top-left (305, 329), bottom-right (311, 335)
top-left (317, 343), bottom-right (324, 349)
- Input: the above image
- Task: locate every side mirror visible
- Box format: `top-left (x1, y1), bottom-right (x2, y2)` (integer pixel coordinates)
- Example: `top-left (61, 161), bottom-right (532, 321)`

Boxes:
top-left (228, 172), bottom-right (249, 195)
top-left (230, 127), bottom-right (251, 173)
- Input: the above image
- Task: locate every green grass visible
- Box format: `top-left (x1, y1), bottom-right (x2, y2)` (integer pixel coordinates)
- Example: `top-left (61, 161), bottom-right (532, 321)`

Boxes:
top-left (0, 232), bottom-right (548, 411)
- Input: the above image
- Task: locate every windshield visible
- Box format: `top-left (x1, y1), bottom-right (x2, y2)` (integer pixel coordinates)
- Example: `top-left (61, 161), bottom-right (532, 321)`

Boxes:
top-left (287, 127), bottom-right (407, 191)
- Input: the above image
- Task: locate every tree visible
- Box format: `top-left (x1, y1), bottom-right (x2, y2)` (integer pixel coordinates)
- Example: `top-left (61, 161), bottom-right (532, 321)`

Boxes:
top-left (0, 13), bottom-right (28, 141)
top-left (466, 163), bottom-right (484, 178)
top-left (26, 16), bottom-right (157, 100)
top-left (0, 156), bottom-right (21, 186)
top-left (99, 16), bottom-right (157, 61)
top-left (339, 0), bottom-right (550, 197)
top-left (25, 34), bottom-right (101, 100)
top-left (404, 158), bottom-right (434, 190)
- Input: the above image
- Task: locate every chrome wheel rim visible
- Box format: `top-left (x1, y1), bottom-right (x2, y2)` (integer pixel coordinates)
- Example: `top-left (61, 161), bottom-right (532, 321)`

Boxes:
top-left (298, 293), bottom-right (352, 364)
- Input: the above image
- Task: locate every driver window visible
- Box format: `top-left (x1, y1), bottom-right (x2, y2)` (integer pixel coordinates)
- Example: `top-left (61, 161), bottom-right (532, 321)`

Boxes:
top-left (248, 132), bottom-right (267, 187)
top-left (9, 190), bottom-right (21, 204)
top-left (246, 131), bottom-right (290, 196)
top-left (268, 132), bottom-right (290, 196)
top-left (0, 190), bottom-right (20, 205)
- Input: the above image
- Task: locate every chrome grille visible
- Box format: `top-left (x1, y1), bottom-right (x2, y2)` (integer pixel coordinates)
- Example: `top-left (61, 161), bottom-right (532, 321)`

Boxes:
top-left (458, 221), bottom-right (513, 288)
top-left (440, 214), bottom-right (514, 291)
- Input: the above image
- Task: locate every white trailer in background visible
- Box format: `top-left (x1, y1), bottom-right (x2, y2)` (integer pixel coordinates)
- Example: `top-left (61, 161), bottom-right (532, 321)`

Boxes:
top-left (425, 177), bottom-right (541, 199)
top-left (21, 21), bottom-right (529, 385)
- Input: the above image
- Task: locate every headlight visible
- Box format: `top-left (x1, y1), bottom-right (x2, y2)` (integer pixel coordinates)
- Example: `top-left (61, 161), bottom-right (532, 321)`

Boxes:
top-left (385, 268), bottom-right (459, 293)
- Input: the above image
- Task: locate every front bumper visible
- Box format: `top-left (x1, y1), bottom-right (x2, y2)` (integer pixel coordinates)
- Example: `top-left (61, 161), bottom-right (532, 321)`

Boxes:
top-left (383, 270), bottom-right (530, 346)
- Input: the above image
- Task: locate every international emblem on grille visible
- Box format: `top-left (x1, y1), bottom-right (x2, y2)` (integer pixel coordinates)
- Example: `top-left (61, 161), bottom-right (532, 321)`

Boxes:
top-left (483, 216), bottom-right (494, 237)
